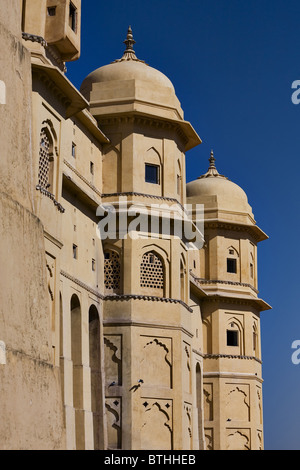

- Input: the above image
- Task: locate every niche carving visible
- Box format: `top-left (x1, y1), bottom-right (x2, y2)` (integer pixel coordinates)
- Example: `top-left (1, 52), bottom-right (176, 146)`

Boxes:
top-left (225, 384), bottom-right (250, 422)
top-left (203, 383), bottom-right (213, 421)
top-left (184, 402), bottom-right (192, 450)
top-left (226, 428), bottom-right (250, 450)
top-left (104, 335), bottom-right (122, 386)
top-left (183, 342), bottom-right (191, 393)
top-left (46, 253), bottom-right (56, 331)
top-left (204, 428), bottom-right (213, 450)
top-left (140, 337), bottom-right (172, 389)
top-left (257, 430), bottom-right (262, 450)
top-left (102, 145), bottom-right (121, 193)
top-left (105, 398), bottom-right (121, 449)
top-left (256, 386), bottom-right (263, 424)
top-left (141, 399), bottom-right (172, 450)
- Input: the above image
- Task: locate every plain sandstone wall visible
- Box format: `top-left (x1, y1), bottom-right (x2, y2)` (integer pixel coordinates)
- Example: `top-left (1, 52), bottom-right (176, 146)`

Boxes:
top-left (0, 0), bottom-right (66, 449)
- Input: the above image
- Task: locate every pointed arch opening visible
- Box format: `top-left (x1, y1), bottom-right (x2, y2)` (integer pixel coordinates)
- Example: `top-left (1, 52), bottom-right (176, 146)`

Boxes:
top-left (226, 246), bottom-right (239, 275)
top-left (104, 248), bottom-right (121, 294)
top-left (70, 294), bottom-right (85, 449)
top-left (140, 250), bottom-right (165, 297)
top-left (226, 317), bottom-right (244, 355)
top-left (89, 304), bottom-right (104, 450)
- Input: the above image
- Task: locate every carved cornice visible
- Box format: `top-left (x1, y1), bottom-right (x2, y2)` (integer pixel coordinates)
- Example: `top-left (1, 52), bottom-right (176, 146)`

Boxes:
top-left (22, 33), bottom-right (66, 72)
top-left (60, 270), bottom-right (103, 299)
top-left (63, 159), bottom-right (102, 198)
top-left (36, 185), bottom-right (65, 212)
top-left (102, 191), bottom-right (185, 211)
top-left (104, 293), bottom-right (193, 312)
top-left (32, 68), bottom-right (71, 108)
top-left (192, 348), bottom-right (262, 364)
top-left (98, 114), bottom-right (189, 147)
top-left (60, 270), bottom-right (193, 312)
top-left (203, 219), bottom-right (268, 243)
top-left (22, 32), bottom-right (47, 48)
top-left (203, 353), bottom-right (262, 364)
top-left (190, 272), bottom-right (259, 294)
top-left (103, 319), bottom-right (193, 338)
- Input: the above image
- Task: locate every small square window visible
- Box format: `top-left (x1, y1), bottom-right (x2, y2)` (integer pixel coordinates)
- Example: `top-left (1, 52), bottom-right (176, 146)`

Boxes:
top-left (47, 6), bottom-right (57, 16)
top-left (145, 164), bottom-right (159, 184)
top-left (227, 330), bottom-right (238, 346)
top-left (73, 244), bottom-right (78, 259)
top-left (227, 258), bottom-right (237, 273)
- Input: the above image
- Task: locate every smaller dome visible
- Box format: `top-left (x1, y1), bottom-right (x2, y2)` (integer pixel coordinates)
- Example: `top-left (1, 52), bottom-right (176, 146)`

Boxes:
top-left (186, 151), bottom-right (252, 216)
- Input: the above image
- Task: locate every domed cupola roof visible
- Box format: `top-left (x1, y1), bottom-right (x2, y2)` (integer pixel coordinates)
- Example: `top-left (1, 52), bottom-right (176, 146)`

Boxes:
top-left (186, 151), bottom-right (253, 218)
top-left (79, 27), bottom-right (202, 151)
top-left (80, 26), bottom-right (175, 93)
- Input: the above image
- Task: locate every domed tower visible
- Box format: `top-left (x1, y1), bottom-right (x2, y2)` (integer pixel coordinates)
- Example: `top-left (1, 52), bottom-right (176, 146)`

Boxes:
top-left (81, 28), bottom-right (202, 450)
top-left (187, 151), bottom-right (271, 450)
top-left (80, 26), bottom-right (200, 200)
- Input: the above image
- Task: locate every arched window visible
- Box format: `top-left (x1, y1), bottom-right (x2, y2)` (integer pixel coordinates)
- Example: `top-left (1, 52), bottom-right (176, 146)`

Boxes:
top-left (144, 147), bottom-right (162, 196)
top-left (38, 128), bottom-right (54, 193)
top-left (140, 251), bottom-right (164, 296)
top-left (226, 319), bottom-right (244, 355)
top-left (104, 249), bottom-right (121, 294)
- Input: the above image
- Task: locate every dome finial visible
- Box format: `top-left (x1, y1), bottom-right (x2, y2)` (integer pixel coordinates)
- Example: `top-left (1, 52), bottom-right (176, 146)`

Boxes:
top-left (123, 26), bottom-right (136, 53)
top-left (209, 149), bottom-right (216, 169)
top-left (198, 150), bottom-right (228, 180)
top-left (112, 26), bottom-right (147, 64)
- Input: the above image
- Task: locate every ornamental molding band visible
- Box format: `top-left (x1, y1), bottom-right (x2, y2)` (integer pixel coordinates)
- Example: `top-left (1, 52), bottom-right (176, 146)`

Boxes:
top-left (64, 159), bottom-right (102, 198)
top-left (22, 32), bottom-right (48, 47)
top-left (36, 185), bottom-right (65, 212)
top-left (204, 354), bottom-right (262, 364)
top-left (104, 293), bottom-right (193, 312)
top-left (98, 115), bottom-right (189, 144)
top-left (60, 269), bottom-right (193, 311)
top-left (190, 273), bottom-right (259, 294)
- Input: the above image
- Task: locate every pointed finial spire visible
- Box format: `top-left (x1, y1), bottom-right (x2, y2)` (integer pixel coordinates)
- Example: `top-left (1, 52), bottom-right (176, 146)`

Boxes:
top-left (198, 150), bottom-right (228, 179)
top-left (112, 26), bottom-right (147, 64)
top-left (208, 149), bottom-right (216, 169)
top-left (123, 26), bottom-right (136, 54)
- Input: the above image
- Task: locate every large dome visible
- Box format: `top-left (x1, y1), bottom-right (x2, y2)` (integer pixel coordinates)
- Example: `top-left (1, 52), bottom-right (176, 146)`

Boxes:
top-left (79, 27), bottom-right (202, 151)
top-left (80, 26), bottom-right (175, 100)
top-left (186, 151), bottom-right (253, 216)
top-left (80, 60), bottom-right (175, 98)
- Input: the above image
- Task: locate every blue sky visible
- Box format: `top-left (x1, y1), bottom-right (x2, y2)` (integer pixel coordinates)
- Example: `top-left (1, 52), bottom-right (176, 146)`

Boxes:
top-left (67, 0), bottom-right (300, 450)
